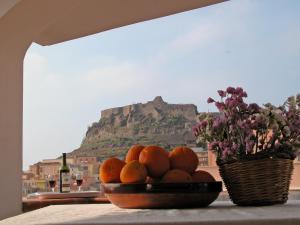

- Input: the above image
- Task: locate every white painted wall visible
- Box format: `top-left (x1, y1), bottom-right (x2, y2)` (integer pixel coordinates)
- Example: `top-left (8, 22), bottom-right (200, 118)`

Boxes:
top-left (0, 1), bottom-right (75, 219)
top-left (0, 39), bottom-right (25, 220)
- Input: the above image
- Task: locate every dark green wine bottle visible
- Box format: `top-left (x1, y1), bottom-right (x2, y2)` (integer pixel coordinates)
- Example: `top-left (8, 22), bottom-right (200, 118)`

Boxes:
top-left (59, 153), bottom-right (70, 193)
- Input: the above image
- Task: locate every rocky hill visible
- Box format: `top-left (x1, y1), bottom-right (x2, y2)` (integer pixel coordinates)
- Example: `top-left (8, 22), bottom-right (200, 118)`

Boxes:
top-left (69, 97), bottom-right (199, 160)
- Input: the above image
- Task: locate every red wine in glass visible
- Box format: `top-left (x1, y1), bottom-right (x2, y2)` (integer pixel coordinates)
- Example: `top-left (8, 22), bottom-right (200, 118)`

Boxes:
top-left (76, 174), bottom-right (83, 191)
top-left (49, 180), bottom-right (56, 188)
top-left (48, 175), bottom-right (56, 192)
top-left (76, 179), bottom-right (83, 186)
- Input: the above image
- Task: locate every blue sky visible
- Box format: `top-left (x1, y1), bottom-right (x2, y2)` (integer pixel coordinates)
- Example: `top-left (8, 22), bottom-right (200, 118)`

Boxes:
top-left (23, 0), bottom-right (300, 169)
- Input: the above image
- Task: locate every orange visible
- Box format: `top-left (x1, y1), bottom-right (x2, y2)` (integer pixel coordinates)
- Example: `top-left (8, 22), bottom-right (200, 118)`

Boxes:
top-left (161, 169), bottom-right (192, 183)
top-left (191, 170), bottom-right (216, 182)
top-left (139, 145), bottom-right (170, 178)
top-left (169, 147), bottom-right (199, 173)
top-left (99, 158), bottom-right (125, 183)
top-left (120, 160), bottom-right (147, 184)
top-left (125, 145), bottom-right (144, 163)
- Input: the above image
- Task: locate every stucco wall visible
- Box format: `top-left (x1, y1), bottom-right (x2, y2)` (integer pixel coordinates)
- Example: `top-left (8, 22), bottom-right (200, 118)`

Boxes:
top-left (0, 42), bottom-right (24, 220)
top-left (291, 163), bottom-right (300, 190)
top-left (0, 0), bottom-right (78, 219)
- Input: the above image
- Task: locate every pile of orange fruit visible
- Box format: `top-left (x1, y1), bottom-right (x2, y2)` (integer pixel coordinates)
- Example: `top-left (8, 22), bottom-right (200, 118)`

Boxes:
top-left (99, 145), bottom-right (215, 184)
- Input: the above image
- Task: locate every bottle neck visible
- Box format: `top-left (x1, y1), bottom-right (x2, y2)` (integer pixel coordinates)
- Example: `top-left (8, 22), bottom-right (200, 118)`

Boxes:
top-left (62, 153), bottom-right (67, 166)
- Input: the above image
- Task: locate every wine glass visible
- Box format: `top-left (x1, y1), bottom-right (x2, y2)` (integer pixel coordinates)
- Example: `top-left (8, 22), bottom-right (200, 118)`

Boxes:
top-left (76, 174), bottom-right (83, 192)
top-left (48, 175), bottom-right (56, 192)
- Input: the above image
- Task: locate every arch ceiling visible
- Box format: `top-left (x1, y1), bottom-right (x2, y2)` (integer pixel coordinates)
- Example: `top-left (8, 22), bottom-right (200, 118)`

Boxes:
top-left (1, 0), bottom-right (226, 46)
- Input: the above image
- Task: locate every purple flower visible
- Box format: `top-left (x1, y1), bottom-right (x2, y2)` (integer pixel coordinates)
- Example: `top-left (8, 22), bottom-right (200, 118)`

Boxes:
top-left (212, 120), bottom-right (221, 129)
top-left (218, 141), bottom-right (230, 151)
top-left (201, 120), bottom-right (208, 128)
top-left (213, 117), bottom-right (225, 130)
top-left (248, 103), bottom-right (260, 113)
top-left (225, 98), bottom-right (230, 105)
top-left (192, 124), bottom-right (201, 136)
top-left (239, 103), bottom-right (248, 110)
top-left (229, 124), bottom-right (236, 132)
top-left (192, 126), bottom-right (198, 135)
top-left (228, 99), bottom-right (238, 108)
top-left (246, 140), bottom-right (255, 153)
top-left (222, 147), bottom-right (233, 159)
top-left (236, 96), bottom-right (244, 103)
top-left (194, 87), bottom-right (300, 163)
top-left (235, 87), bottom-right (244, 95)
top-left (208, 141), bottom-right (219, 150)
top-left (218, 142), bottom-right (224, 149)
top-left (207, 97), bottom-right (215, 104)
top-left (274, 142), bottom-right (281, 149)
top-left (224, 147), bottom-right (231, 154)
top-left (226, 87), bottom-right (235, 94)
top-left (245, 119), bottom-right (252, 125)
top-left (215, 102), bottom-right (225, 110)
top-left (241, 91), bottom-right (248, 98)
top-left (232, 143), bottom-right (238, 152)
top-left (217, 90), bottom-right (226, 97)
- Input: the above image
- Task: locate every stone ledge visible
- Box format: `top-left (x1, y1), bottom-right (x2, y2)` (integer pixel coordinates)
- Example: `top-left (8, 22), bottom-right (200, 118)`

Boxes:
top-left (2, 200), bottom-right (300, 225)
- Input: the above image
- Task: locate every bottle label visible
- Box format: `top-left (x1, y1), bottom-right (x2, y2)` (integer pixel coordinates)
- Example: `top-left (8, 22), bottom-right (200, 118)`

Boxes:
top-left (61, 172), bottom-right (70, 192)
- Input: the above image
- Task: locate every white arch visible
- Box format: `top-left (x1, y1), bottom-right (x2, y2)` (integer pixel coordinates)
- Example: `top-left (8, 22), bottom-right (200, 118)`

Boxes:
top-left (0, 0), bottom-right (225, 219)
top-left (0, 1), bottom-right (82, 218)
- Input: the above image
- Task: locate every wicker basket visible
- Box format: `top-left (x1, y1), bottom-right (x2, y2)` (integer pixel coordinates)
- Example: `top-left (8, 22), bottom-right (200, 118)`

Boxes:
top-left (219, 158), bottom-right (294, 206)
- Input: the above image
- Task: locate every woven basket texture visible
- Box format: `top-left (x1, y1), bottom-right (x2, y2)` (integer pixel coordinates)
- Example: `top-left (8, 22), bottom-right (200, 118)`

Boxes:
top-left (219, 158), bottom-right (294, 206)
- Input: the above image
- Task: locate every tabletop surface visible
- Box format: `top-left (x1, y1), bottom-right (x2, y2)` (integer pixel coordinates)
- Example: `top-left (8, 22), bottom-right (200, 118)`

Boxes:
top-left (2, 200), bottom-right (300, 225)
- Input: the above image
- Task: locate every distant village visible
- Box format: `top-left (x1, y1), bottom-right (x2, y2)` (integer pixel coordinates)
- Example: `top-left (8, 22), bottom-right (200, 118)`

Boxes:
top-left (22, 147), bottom-right (211, 195)
top-left (22, 155), bottom-right (100, 195)
top-left (22, 148), bottom-right (300, 195)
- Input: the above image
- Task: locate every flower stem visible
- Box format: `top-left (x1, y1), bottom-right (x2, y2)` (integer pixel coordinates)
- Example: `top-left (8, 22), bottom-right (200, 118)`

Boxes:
top-left (255, 131), bottom-right (259, 154)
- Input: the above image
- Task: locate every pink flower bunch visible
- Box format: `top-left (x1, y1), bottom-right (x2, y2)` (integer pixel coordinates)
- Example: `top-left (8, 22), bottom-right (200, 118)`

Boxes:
top-left (193, 87), bottom-right (300, 164)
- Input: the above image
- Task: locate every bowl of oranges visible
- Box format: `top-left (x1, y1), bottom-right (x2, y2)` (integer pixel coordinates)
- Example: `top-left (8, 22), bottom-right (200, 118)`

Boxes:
top-left (100, 145), bottom-right (222, 209)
